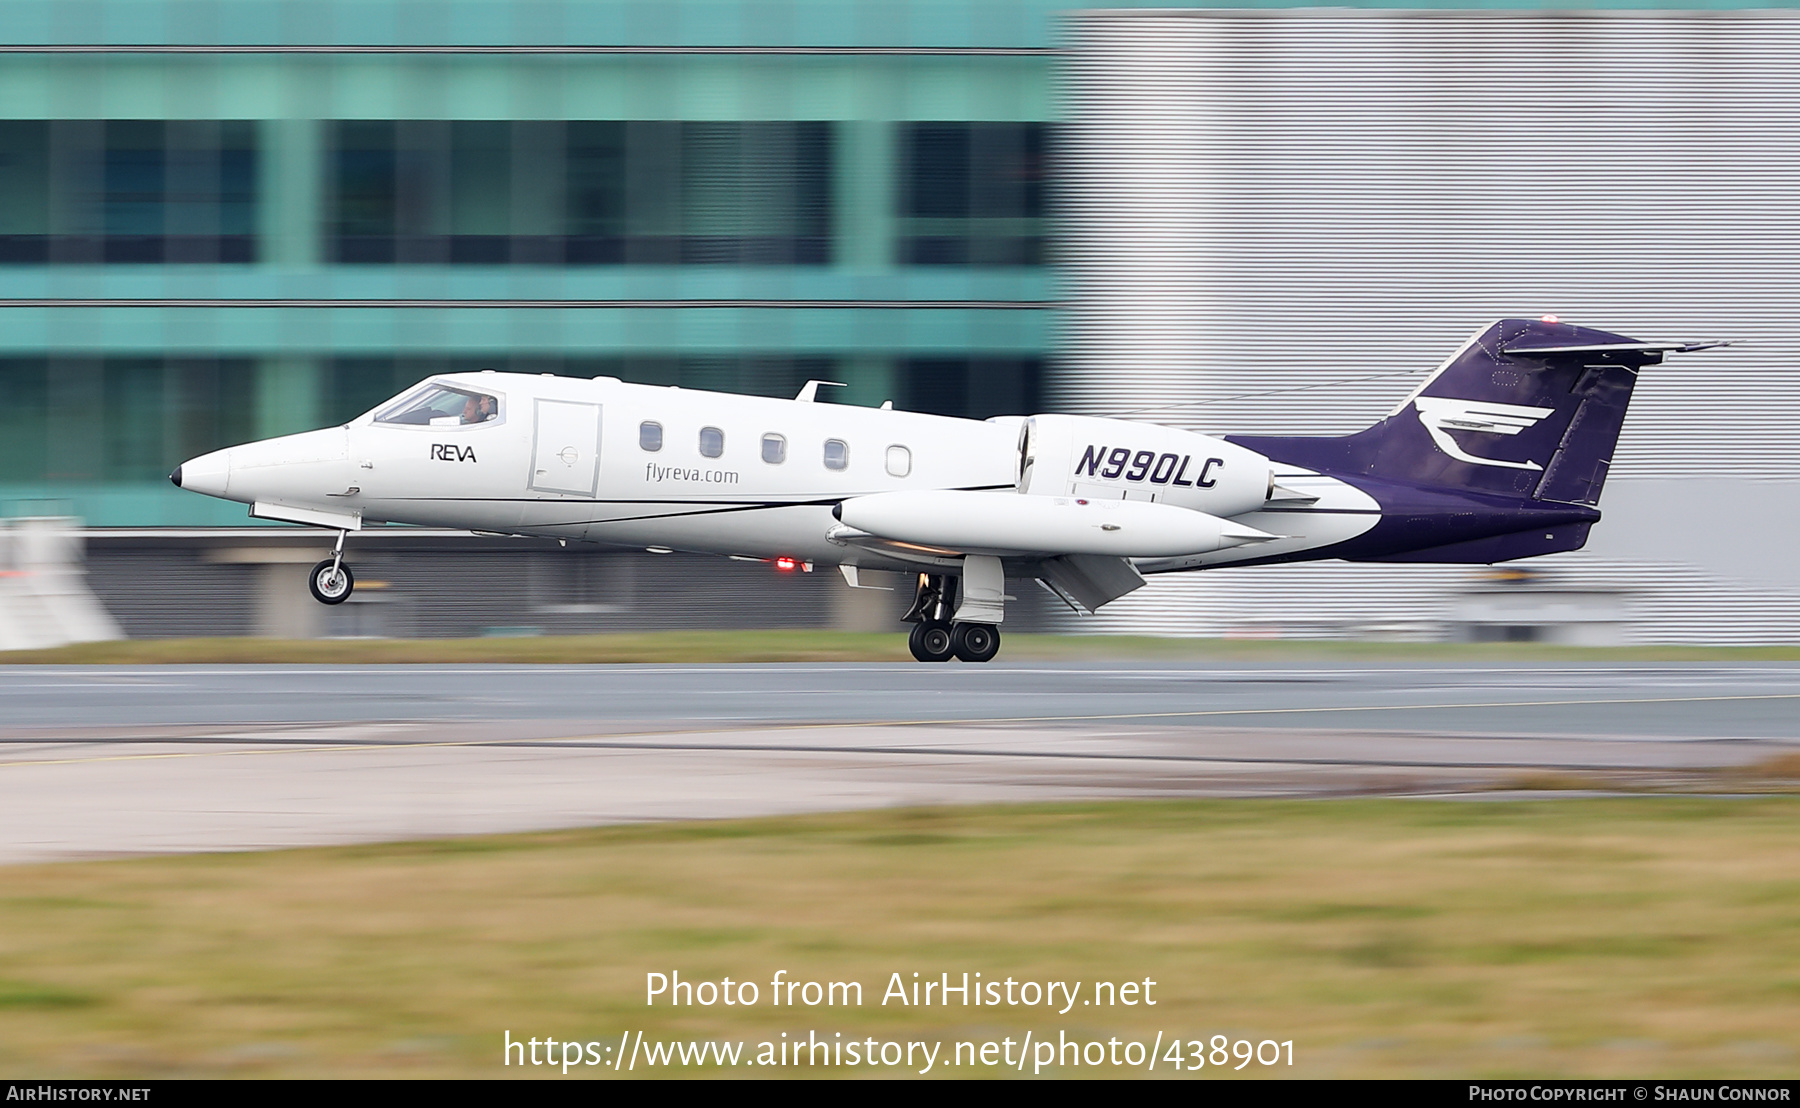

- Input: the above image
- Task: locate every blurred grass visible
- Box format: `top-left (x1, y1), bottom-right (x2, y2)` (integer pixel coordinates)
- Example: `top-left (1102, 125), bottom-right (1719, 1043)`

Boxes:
top-left (2, 798), bottom-right (1799, 1077)
top-left (3, 631), bottom-right (1799, 664)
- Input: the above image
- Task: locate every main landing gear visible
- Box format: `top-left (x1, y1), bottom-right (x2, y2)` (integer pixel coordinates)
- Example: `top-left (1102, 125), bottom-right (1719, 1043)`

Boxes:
top-left (903, 572), bottom-right (1002, 664)
top-left (950, 621), bottom-right (1001, 663)
top-left (308, 529), bottom-right (355, 605)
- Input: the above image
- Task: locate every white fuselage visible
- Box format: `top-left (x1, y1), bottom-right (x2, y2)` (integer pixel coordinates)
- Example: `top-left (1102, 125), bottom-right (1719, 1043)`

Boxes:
top-left (176, 371), bottom-right (1378, 576)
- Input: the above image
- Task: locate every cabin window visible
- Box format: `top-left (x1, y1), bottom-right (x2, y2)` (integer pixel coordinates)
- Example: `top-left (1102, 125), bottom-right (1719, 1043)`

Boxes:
top-left (885, 444), bottom-right (911, 477)
top-left (375, 383), bottom-right (500, 426)
top-left (823, 439), bottom-right (848, 471)
top-left (699, 426), bottom-right (724, 458)
top-left (639, 421), bottom-right (663, 451)
top-left (761, 433), bottom-right (787, 464)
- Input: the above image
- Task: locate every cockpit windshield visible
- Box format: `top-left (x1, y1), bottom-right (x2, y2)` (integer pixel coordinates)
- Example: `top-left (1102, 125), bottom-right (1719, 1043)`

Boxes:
top-left (376, 383), bottom-right (501, 427)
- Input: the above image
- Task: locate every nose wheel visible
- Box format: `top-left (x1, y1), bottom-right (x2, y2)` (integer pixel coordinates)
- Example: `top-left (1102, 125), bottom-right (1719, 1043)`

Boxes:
top-left (307, 529), bottom-right (355, 605)
top-left (308, 558), bottom-right (355, 604)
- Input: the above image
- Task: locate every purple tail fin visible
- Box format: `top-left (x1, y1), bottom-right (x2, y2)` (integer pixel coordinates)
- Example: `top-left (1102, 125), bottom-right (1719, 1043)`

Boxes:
top-left (1233, 318), bottom-right (1655, 505)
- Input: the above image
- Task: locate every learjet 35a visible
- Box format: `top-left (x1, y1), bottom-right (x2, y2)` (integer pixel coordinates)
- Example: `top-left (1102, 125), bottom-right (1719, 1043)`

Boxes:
top-left (172, 318), bottom-right (1725, 662)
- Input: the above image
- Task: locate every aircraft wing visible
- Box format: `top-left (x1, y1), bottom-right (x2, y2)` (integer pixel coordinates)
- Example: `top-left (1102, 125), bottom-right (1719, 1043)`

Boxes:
top-left (824, 525), bottom-right (969, 569)
top-left (1034, 553), bottom-right (1148, 615)
top-left (827, 489), bottom-right (1281, 613)
top-left (826, 523), bottom-right (1147, 615)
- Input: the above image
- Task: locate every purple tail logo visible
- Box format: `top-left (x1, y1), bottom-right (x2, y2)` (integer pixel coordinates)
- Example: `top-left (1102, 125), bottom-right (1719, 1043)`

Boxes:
top-left (1412, 397), bottom-right (1555, 471)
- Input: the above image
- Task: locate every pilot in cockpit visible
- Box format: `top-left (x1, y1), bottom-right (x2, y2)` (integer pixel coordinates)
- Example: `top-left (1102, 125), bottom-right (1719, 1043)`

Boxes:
top-left (461, 394), bottom-right (498, 424)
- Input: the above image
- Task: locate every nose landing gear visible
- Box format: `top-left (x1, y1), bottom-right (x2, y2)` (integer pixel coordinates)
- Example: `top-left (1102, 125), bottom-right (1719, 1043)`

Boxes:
top-left (902, 571), bottom-right (1002, 663)
top-left (308, 529), bottom-right (355, 605)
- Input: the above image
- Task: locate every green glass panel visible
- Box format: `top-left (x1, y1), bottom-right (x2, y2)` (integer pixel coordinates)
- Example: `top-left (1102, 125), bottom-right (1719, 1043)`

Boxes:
top-left (0, 359), bottom-right (48, 482)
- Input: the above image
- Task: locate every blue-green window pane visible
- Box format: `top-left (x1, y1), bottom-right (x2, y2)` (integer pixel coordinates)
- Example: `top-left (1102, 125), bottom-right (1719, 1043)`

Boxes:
top-left (0, 360), bottom-right (49, 483)
top-left (900, 358), bottom-right (1043, 420)
top-left (107, 361), bottom-right (169, 481)
top-left (0, 358), bottom-right (254, 485)
top-left (0, 123), bottom-right (49, 262)
top-left (100, 359), bottom-right (254, 483)
top-left (899, 123), bottom-right (1047, 266)
top-left (329, 121), bottom-right (832, 266)
top-left (0, 121), bottom-right (256, 265)
top-left (328, 358), bottom-right (430, 423)
top-left (328, 123), bottom-right (400, 263)
top-left (103, 123), bottom-right (164, 242)
top-left (167, 359), bottom-right (255, 469)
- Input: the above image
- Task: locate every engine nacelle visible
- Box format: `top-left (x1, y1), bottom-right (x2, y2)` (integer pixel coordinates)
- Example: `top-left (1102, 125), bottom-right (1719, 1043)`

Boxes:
top-left (1022, 414), bottom-right (1275, 518)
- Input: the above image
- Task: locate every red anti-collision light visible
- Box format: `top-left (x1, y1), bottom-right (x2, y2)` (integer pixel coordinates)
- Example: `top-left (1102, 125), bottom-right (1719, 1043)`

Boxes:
top-left (775, 557), bottom-right (797, 571)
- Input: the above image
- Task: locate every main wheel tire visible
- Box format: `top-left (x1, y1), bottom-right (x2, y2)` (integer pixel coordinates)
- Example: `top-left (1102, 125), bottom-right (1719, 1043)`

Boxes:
top-left (950, 622), bottom-right (1001, 663)
top-left (908, 621), bottom-right (955, 663)
top-left (308, 558), bottom-right (355, 605)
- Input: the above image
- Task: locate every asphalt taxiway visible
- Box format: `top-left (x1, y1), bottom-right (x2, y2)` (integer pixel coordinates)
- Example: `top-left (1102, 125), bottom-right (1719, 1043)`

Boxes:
top-left (2, 661), bottom-right (1796, 863)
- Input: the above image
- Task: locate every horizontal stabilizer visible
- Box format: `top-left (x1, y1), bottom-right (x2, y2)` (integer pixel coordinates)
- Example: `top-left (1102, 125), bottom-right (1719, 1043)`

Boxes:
top-left (1500, 338), bottom-right (1734, 357)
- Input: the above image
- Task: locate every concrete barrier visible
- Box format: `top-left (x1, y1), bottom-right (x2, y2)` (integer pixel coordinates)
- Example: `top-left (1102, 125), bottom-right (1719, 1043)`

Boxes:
top-left (0, 518), bottom-right (123, 651)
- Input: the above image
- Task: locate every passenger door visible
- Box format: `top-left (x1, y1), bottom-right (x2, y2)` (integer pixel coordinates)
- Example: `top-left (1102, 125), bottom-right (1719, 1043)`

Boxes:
top-left (530, 398), bottom-right (602, 497)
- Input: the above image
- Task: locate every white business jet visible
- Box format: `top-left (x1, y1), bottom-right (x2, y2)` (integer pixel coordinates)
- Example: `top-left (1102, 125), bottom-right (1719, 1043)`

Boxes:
top-left (172, 318), bottom-right (1726, 662)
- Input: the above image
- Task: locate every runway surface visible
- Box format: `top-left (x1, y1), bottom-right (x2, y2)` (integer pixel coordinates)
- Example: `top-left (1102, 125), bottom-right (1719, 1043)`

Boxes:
top-left (3, 661), bottom-right (1797, 864)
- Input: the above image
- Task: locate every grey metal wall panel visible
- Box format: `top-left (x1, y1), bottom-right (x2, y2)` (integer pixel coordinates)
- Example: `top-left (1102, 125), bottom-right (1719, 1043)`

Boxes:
top-left (1074, 551), bottom-right (1800, 646)
top-left (1060, 10), bottom-right (1800, 642)
top-left (86, 552), bottom-right (257, 639)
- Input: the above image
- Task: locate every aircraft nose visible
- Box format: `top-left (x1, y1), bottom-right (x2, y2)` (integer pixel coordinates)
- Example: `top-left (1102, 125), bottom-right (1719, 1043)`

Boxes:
top-left (174, 448), bottom-right (232, 498)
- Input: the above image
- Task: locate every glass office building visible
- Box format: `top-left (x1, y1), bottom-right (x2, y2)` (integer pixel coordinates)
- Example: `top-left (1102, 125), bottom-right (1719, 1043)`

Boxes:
top-left (0, 0), bottom-right (1060, 526)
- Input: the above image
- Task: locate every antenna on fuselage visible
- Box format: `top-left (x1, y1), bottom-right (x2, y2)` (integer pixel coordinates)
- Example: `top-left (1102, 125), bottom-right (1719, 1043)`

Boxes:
top-left (795, 380), bottom-right (847, 402)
